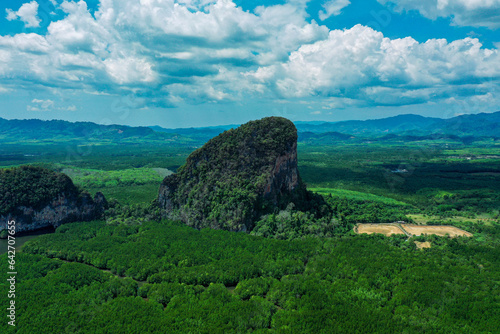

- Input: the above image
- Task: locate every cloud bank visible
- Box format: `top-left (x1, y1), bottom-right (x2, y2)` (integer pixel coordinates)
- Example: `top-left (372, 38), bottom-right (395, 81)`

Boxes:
top-left (249, 25), bottom-right (500, 106)
top-left (0, 0), bottom-right (499, 112)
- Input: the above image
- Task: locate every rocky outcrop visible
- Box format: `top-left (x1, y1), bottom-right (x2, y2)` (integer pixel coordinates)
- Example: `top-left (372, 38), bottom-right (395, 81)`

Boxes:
top-left (262, 141), bottom-right (299, 204)
top-left (158, 117), bottom-right (309, 232)
top-left (0, 166), bottom-right (107, 234)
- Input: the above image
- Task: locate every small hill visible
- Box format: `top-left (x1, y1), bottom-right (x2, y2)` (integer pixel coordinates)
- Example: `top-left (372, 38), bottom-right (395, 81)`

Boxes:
top-left (0, 166), bottom-right (107, 233)
top-left (158, 117), bottom-right (317, 232)
top-left (440, 112), bottom-right (500, 137)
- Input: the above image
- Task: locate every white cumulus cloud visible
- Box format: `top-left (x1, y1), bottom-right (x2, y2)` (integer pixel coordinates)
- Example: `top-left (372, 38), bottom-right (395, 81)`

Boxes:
top-left (6, 1), bottom-right (41, 28)
top-left (319, 0), bottom-right (351, 21)
top-left (0, 0), bottom-right (328, 105)
top-left (28, 98), bottom-right (54, 111)
top-left (0, 0), bottom-right (499, 112)
top-left (246, 25), bottom-right (500, 106)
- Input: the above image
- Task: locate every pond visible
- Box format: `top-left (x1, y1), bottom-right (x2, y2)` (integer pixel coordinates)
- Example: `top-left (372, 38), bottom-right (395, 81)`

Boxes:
top-left (0, 227), bottom-right (55, 255)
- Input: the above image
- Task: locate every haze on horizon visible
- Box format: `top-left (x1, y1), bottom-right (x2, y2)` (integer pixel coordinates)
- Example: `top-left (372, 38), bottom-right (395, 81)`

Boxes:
top-left (0, 0), bottom-right (499, 128)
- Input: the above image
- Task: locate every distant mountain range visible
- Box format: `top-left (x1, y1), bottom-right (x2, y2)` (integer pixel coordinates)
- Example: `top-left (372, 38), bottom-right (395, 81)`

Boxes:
top-left (0, 111), bottom-right (498, 146)
top-left (150, 112), bottom-right (500, 143)
top-left (293, 112), bottom-right (500, 137)
top-left (0, 117), bottom-right (184, 145)
top-left (151, 112), bottom-right (499, 138)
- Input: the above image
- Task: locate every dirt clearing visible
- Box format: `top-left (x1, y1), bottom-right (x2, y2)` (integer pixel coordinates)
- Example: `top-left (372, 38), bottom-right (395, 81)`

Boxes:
top-left (414, 241), bottom-right (432, 249)
top-left (401, 224), bottom-right (472, 237)
top-left (355, 223), bottom-right (473, 238)
top-left (355, 224), bottom-right (405, 236)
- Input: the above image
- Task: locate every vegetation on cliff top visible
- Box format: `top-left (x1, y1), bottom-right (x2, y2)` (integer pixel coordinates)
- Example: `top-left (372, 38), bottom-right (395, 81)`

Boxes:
top-left (0, 165), bottom-right (80, 215)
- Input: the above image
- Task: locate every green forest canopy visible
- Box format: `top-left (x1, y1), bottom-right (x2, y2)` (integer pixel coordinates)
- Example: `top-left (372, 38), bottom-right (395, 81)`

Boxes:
top-left (1, 219), bottom-right (498, 333)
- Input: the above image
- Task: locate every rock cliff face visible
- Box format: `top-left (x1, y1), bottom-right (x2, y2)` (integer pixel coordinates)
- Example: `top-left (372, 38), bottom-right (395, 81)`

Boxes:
top-left (158, 117), bottom-right (308, 232)
top-left (0, 166), bottom-right (107, 234)
top-left (262, 141), bottom-right (299, 204)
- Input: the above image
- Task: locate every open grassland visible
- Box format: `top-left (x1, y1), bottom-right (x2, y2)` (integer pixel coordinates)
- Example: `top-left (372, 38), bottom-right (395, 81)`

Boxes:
top-left (62, 166), bottom-right (170, 205)
top-left (401, 224), bottom-right (473, 237)
top-left (61, 167), bottom-right (172, 187)
top-left (355, 224), bottom-right (405, 236)
top-left (87, 184), bottom-right (160, 205)
top-left (310, 188), bottom-right (408, 206)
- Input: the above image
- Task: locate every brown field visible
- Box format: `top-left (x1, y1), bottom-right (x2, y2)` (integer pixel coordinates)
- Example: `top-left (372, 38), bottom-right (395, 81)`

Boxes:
top-left (414, 241), bottom-right (432, 249)
top-left (401, 224), bottom-right (472, 237)
top-left (355, 224), bottom-right (405, 236)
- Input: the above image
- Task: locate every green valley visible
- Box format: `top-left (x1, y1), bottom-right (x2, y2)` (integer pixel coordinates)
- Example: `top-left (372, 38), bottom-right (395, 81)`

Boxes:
top-left (0, 115), bottom-right (498, 333)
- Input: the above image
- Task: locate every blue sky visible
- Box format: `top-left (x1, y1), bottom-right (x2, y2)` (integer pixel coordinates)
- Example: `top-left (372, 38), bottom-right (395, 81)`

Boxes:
top-left (0, 0), bottom-right (499, 127)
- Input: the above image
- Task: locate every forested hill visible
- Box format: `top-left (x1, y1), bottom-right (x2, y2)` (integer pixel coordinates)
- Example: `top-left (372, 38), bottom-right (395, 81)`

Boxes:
top-left (0, 117), bottom-right (183, 144)
top-left (0, 166), bottom-right (106, 233)
top-left (158, 117), bottom-right (328, 232)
